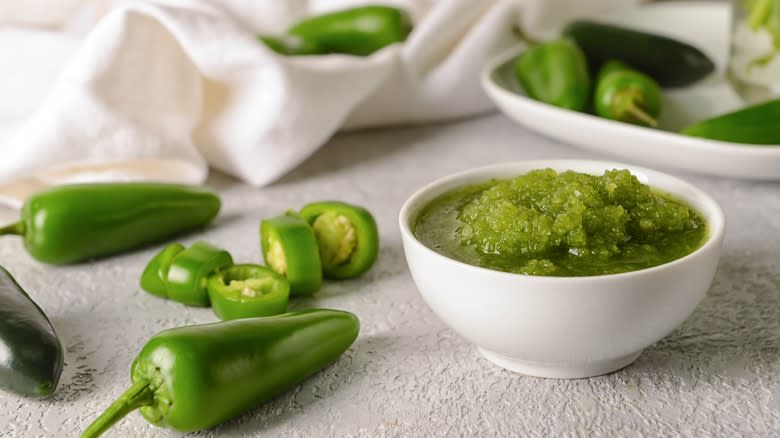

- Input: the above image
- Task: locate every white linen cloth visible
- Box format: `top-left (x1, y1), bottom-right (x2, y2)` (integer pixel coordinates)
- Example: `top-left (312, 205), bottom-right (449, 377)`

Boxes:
top-left (0, 0), bottom-right (640, 207)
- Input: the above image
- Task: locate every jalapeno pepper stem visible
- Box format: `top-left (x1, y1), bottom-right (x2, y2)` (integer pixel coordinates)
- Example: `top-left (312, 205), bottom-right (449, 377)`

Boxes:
top-left (623, 103), bottom-right (658, 127)
top-left (511, 26), bottom-right (541, 46)
top-left (614, 89), bottom-right (658, 128)
top-left (0, 221), bottom-right (24, 236)
top-left (81, 380), bottom-right (155, 438)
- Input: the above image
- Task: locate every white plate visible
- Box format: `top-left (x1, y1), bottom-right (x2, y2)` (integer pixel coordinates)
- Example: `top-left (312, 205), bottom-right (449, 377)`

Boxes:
top-left (482, 2), bottom-right (780, 180)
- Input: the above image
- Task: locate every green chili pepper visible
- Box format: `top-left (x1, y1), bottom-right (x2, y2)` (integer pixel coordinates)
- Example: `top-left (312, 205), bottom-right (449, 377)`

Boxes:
top-left (140, 241), bottom-right (233, 307)
top-left (0, 266), bottom-right (63, 398)
top-left (261, 215), bottom-right (322, 295)
top-left (285, 5), bottom-right (413, 56)
top-left (298, 201), bottom-right (379, 279)
top-left (514, 38), bottom-right (591, 111)
top-left (680, 98), bottom-right (780, 144)
top-left (207, 264), bottom-right (290, 320)
top-left (0, 183), bottom-right (220, 265)
top-left (259, 6), bottom-right (412, 56)
top-left (139, 243), bottom-right (185, 298)
top-left (593, 60), bottom-right (662, 127)
top-left (563, 20), bottom-right (715, 88)
top-left (81, 308), bottom-right (359, 437)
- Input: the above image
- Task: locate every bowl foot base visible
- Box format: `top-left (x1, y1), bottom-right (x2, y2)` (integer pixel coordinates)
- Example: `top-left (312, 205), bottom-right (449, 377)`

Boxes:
top-left (478, 348), bottom-right (642, 379)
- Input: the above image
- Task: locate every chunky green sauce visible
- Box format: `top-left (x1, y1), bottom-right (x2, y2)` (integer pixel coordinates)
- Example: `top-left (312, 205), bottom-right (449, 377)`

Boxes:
top-left (414, 169), bottom-right (707, 276)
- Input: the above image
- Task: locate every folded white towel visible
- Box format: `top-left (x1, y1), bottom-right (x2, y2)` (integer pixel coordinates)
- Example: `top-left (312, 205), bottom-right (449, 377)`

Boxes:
top-left (0, 0), bottom-right (639, 207)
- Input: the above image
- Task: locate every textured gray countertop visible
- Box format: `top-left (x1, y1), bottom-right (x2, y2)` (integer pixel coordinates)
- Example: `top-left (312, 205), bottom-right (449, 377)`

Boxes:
top-left (1, 113), bottom-right (779, 437)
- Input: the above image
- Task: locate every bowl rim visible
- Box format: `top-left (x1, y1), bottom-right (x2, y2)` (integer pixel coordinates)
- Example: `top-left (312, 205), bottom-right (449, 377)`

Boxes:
top-left (398, 159), bottom-right (725, 282)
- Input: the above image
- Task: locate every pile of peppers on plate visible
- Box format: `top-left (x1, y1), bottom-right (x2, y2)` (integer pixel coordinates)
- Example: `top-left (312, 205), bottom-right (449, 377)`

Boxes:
top-left (513, 19), bottom-right (780, 145)
top-left (0, 181), bottom-right (379, 437)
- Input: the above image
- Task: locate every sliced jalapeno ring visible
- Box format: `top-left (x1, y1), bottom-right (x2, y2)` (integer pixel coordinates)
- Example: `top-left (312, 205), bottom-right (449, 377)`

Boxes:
top-left (298, 201), bottom-right (379, 280)
top-left (207, 264), bottom-right (290, 320)
top-left (165, 241), bottom-right (233, 307)
top-left (140, 243), bottom-right (186, 298)
top-left (260, 215), bottom-right (322, 296)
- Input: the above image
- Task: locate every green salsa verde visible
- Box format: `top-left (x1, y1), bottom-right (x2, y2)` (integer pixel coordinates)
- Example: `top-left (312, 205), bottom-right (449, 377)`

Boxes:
top-left (414, 169), bottom-right (708, 277)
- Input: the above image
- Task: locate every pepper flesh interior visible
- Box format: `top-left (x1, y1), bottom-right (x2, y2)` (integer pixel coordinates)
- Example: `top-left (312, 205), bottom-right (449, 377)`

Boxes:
top-left (225, 278), bottom-right (276, 298)
top-left (265, 236), bottom-right (288, 275)
top-left (312, 212), bottom-right (357, 267)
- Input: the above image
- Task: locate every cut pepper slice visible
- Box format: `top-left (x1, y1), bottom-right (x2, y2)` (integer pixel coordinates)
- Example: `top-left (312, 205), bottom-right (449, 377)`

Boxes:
top-left (207, 264), bottom-right (290, 320)
top-left (260, 215), bottom-right (322, 295)
top-left (140, 243), bottom-right (186, 298)
top-left (165, 241), bottom-right (233, 307)
top-left (298, 201), bottom-right (379, 279)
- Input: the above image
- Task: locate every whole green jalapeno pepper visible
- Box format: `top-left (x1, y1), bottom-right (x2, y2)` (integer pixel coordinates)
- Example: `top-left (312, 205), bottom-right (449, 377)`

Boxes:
top-left (0, 266), bottom-right (63, 398)
top-left (514, 38), bottom-right (591, 112)
top-left (207, 264), bottom-right (290, 320)
top-left (140, 241), bottom-right (233, 307)
top-left (0, 183), bottom-right (220, 265)
top-left (80, 308), bottom-right (359, 437)
top-left (282, 5), bottom-right (413, 56)
top-left (563, 20), bottom-right (715, 87)
top-left (287, 6), bottom-right (412, 56)
top-left (681, 98), bottom-right (780, 144)
top-left (594, 60), bottom-right (662, 127)
top-left (297, 201), bottom-right (379, 280)
top-left (261, 215), bottom-right (322, 295)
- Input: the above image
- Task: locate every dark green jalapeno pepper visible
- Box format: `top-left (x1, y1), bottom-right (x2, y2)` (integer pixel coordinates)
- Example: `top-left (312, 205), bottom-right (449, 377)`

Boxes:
top-left (0, 183), bottom-right (220, 265)
top-left (81, 308), bottom-right (359, 437)
top-left (594, 60), bottom-right (662, 127)
top-left (207, 264), bottom-right (290, 320)
top-left (0, 266), bottom-right (63, 398)
top-left (514, 38), bottom-right (591, 111)
top-left (681, 98), bottom-right (780, 144)
top-left (563, 20), bottom-right (715, 87)
top-left (261, 215), bottom-right (322, 295)
top-left (298, 201), bottom-right (379, 280)
top-left (140, 241), bottom-right (233, 307)
top-left (286, 5), bottom-right (412, 56)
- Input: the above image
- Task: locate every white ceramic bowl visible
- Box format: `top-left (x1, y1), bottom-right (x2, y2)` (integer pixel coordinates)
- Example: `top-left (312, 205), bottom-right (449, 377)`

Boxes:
top-left (399, 160), bottom-right (724, 379)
